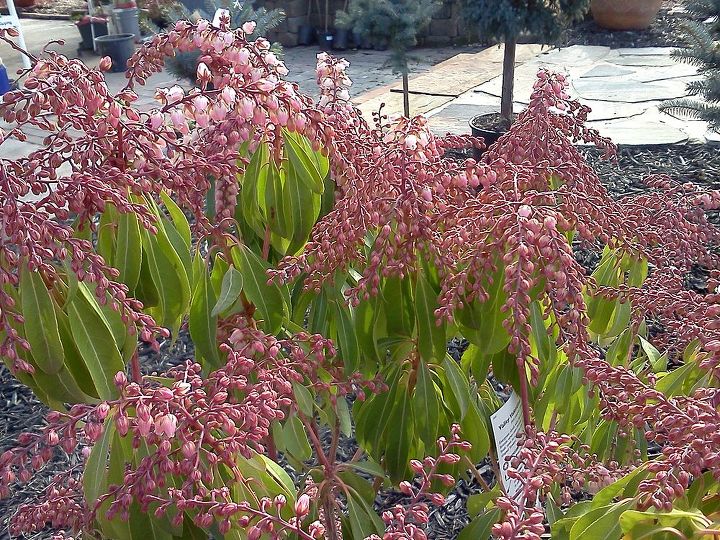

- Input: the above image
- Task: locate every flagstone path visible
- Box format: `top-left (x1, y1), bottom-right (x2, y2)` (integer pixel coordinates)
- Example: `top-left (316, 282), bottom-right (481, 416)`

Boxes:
top-left (425, 44), bottom-right (716, 145)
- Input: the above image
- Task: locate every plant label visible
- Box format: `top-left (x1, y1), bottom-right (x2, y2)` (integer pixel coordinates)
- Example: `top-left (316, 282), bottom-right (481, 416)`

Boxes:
top-left (490, 391), bottom-right (525, 500)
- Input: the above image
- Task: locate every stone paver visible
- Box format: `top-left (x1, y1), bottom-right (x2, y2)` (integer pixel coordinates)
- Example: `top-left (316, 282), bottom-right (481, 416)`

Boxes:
top-left (356, 44), bottom-right (543, 120)
top-left (428, 44), bottom-right (715, 145)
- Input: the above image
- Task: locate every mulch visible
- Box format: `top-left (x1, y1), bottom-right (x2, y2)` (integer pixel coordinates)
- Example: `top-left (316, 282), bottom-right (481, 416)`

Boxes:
top-left (2, 3), bottom-right (720, 538)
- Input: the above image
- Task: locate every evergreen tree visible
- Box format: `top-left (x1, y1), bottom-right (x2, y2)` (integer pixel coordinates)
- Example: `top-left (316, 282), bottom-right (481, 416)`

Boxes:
top-left (460, 0), bottom-right (590, 126)
top-left (150, 0), bottom-right (285, 82)
top-left (337, 0), bottom-right (441, 116)
top-left (661, 0), bottom-right (720, 132)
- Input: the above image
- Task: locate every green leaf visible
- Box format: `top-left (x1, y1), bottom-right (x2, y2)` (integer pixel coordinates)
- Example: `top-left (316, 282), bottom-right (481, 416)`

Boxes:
top-left (283, 153), bottom-right (322, 255)
top-left (460, 399), bottom-right (491, 463)
top-left (442, 354), bottom-right (471, 417)
top-left (413, 360), bottom-right (441, 447)
top-left (189, 255), bottom-right (220, 369)
top-left (619, 508), bottom-right (711, 537)
top-left (384, 378), bottom-right (414, 482)
top-left (96, 205), bottom-right (117, 267)
top-left (461, 343), bottom-right (491, 384)
top-left (20, 265), bottom-right (64, 374)
top-left (457, 266), bottom-right (509, 354)
top-left (337, 396), bottom-right (352, 437)
top-left (231, 245), bottom-right (289, 334)
top-left (346, 459), bottom-right (386, 478)
top-left (467, 487), bottom-right (501, 518)
top-left (458, 508), bottom-right (501, 540)
top-left (83, 417), bottom-right (114, 512)
top-left (591, 465), bottom-right (649, 508)
top-left (114, 211), bottom-right (142, 291)
top-left (346, 488), bottom-right (385, 540)
top-left (569, 500), bottom-right (633, 540)
top-left (382, 276), bottom-right (415, 337)
top-left (284, 130), bottom-right (325, 193)
top-left (415, 271), bottom-right (446, 363)
top-left (67, 289), bottom-right (124, 400)
top-left (159, 190), bottom-right (191, 248)
top-left (331, 299), bottom-right (361, 374)
top-left (283, 414), bottom-right (312, 462)
top-left (211, 266), bottom-right (244, 317)
top-left (140, 224), bottom-right (191, 334)
top-left (293, 381), bottom-right (315, 418)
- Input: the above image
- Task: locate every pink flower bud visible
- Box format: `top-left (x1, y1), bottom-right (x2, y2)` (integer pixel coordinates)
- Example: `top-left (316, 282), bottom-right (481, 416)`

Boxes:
top-left (242, 21), bottom-right (257, 34)
top-left (114, 372), bottom-right (127, 388)
top-left (154, 413), bottom-right (178, 438)
top-left (99, 56), bottom-right (112, 72)
top-left (294, 494), bottom-right (310, 517)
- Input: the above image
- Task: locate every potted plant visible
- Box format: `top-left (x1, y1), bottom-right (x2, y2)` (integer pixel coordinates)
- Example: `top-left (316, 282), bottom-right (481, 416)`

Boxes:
top-left (337, 0), bottom-right (441, 116)
top-left (318, 0), bottom-right (334, 50)
top-left (75, 14), bottom-right (110, 50)
top-left (297, 0), bottom-right (315, 45)
top-left (461, 0), bottom-right (590, 147)
top-left (590, 0), bottom-right (664, 31)
top-left (112, 0), bottom-right (141, 42)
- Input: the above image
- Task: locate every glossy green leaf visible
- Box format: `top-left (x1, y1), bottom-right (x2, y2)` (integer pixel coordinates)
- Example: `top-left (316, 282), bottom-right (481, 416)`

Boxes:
top-left (460, 399), bottom-right (491, 463)
top-left (416, 271), bottom-right (445, 363)
top-left (231, 245), bottom-right (289, 334)
top-left (67, 289), bottom-right (124, 400)
top-left (413, 360), bottom-right (440, 447)
top-left (346, 459), bottom-right (386, 478)
top-left (114, 211), bottom-right (142, 292)
top-left (159, 190), bottom-right (191, 248)
top-left (385, 378), bottom-right (414, 482)
top-left (458, 508), bottom-right (501, 540)
top-left (283, 413), bottom-right (312, 462)
top-left (382, 276), bottom-right (414, 337)
top-left (83, 418), bottom-right (114, 512)
top-left (20, 265), bottom-right (64, 374)
top-left (461, 343), bottom-right (491, 384)
top-left (140, 224), bottom-right (191, 333)
top-left (442, 354), bottom-right (471, 418)
top-left (55, 304), bottom-right (98, 398)
top-left (284, 130), bottom-right (325, 193)
top-left (331, 299), bottom-right (360, 374)
top-left (569, 500), bottom-right (633, 540)
top-left (293, 381), bottom-right (315, 418)
top-left (189, 255), bottom-right (220, 369)
top-left (96, 205), bottom-right (117, 267)
top-left (211, 266), bottom-right (244, 317)
top-left (457, 266), bottom-right (509, 354)
top-left (283, 152), bottom-right (322, 255)
top-left (337, 396), bottom-right (352, 437)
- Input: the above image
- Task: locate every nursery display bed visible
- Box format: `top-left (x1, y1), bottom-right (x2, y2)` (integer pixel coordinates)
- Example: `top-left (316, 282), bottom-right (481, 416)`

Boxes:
top-left (1, 142), bottom-right (719, 540)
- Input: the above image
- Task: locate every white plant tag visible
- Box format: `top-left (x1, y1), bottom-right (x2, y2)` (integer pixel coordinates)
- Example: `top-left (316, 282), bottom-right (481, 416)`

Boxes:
top-left (212, 8), bottom-right (230, 28)
top-left (490, 391), bottom-right (526, 500)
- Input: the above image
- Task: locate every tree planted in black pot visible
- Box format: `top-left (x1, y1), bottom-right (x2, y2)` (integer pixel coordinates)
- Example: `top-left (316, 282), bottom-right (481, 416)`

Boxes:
top-left (337, 0), bottom-right (440, 117)
top-left (461, 0), bottom-right (590, 147)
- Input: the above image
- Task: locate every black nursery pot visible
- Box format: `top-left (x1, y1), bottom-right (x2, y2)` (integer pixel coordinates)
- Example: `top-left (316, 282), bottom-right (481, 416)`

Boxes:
top-left (333, 28), bottom-right (349, 50)
top-left (298, 23), bottom-right (315, 45)
top-left (77, 20), bottom-right (109, 50)
top-left (318, 31), bottom-right (334, 51)
top-left (356, 32), bottom-right (373, 49)
top-left (469, 113), bottom-right (510, 158)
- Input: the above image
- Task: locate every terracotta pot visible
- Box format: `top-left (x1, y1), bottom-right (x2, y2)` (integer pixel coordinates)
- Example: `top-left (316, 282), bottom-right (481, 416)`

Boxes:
top-left (590, 0), bottom-right (664, 30)
top-left (13, 0), bottom-right (36, 8)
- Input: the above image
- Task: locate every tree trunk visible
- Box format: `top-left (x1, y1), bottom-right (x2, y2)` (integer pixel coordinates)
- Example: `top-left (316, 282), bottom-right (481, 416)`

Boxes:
top-left (402, 71), bottom-right (410, 117)
top-left (500, 39), bottom-right (517, 126)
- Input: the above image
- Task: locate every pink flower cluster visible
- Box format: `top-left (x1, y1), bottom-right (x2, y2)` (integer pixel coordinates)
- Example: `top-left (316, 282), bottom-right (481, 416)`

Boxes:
top-left (367, 424), bottom-right (470, 540)
top-left (4, 327), bottom-right (377, 537)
